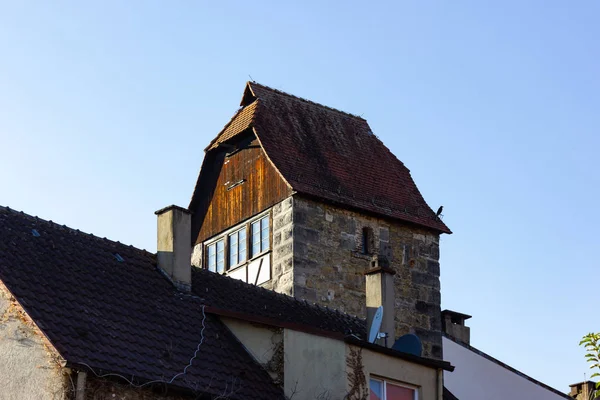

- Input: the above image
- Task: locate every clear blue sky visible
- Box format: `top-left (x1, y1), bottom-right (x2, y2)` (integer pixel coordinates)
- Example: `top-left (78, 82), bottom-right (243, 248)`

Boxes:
top-left (1, 1), bottom-right (598, 393)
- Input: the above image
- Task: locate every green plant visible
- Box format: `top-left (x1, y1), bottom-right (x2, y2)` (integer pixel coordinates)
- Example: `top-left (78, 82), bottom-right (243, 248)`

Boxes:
top-left (580, 333), bottom-right (600, 399)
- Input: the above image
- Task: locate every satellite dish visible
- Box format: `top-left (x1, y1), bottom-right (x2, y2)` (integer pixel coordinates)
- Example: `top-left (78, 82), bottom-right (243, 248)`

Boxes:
top-left (368, 306), bottom-right (384, 343)
top-left (392, 334), bottom-right (423, 356)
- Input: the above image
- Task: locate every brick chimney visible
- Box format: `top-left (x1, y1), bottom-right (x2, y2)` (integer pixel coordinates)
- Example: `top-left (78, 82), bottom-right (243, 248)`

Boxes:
top-left (365, 257), bottom-right (395, 348)
top-left (569, 381), bottom-right (597, 400)
top-left (155, 205), bottom-right (192, 292)
top-left (441, 310), bottom-right (471, 345)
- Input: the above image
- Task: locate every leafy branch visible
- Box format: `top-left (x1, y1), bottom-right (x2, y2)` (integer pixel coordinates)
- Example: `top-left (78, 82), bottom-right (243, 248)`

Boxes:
top-left (580, 333), bottom-right (600, 399)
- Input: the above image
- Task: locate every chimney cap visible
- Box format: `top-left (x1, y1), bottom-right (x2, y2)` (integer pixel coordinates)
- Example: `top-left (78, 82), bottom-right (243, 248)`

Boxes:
top-left (442, 310), bottom-right (472, 321)
top-left (155, 205), bottom-right (191, 216)
top-left (364, 265), bottom-right (396, 276)
top-left (569, 381), bottom-right (596, 387)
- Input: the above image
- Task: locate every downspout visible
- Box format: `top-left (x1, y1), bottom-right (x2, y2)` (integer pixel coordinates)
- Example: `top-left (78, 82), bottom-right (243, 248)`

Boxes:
top-left (437, 369), bottom-right (443, 400)
top-left (75, 371), bottom-right (87, 400)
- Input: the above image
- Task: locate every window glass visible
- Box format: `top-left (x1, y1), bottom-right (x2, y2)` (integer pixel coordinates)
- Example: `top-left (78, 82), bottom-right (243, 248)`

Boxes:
top-left (386, 383), bottom-right (414, 400)
top-left (252, 216), bottom-right (269, 256)
top-left (239, 227), bottom-right (247, 262)
top-left (207, 243), bottom-right (216, 272)
top-left (229, 227), bottom-right (247, 267)
top-left (370, 379), bottom-right (383, 400)
top-left (369, 379), bottom-right (415, 400)
top-left (216, 239), bottom-right (224, 273)
top-left (251, 220), bottom-right (261, 256)
top-left (261, 215), bottom-right (269, 251)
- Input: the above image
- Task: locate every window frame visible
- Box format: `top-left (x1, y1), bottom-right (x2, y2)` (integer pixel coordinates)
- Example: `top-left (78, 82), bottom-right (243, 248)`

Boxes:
top-left (204, 211), bottom-right (271, 274)
top-left (228, 226), bottom-right (247, 269)
top-left (250, 214), bottom-right (270, 259)
top-left (369, 377), bottom-right (418, 400)
top-left (206, 238), bottom-right (225, 273)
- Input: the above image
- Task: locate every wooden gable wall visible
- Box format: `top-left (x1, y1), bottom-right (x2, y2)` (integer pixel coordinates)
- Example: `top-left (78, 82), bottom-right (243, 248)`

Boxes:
top-left (192, 134), bottom-right (292, 244)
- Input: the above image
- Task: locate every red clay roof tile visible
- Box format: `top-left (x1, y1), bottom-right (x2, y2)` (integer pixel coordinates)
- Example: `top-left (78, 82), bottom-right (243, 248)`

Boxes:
top-left (205, 82), bottom-right (451, 233)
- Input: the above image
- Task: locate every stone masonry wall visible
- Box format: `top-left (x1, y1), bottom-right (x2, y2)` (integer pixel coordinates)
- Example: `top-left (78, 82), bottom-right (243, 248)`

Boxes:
top-left (263, 197), bottom-right (294, 295)
top-left (291, 196), bottom-right (443, 359)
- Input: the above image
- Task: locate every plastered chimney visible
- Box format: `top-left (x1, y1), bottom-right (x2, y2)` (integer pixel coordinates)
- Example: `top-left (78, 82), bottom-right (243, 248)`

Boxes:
top-left (155, 205), bottom-right (191, 292)
top-left (365, 257), bottom-right (395, 348)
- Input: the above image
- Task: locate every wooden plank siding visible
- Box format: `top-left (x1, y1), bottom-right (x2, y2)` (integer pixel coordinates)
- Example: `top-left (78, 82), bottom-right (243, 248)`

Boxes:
top-left (193, 136), bottom-right (292, 244)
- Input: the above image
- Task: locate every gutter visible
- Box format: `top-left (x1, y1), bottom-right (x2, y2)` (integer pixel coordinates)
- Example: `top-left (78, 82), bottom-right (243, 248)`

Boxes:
top-left (344, 336), bottom-right (455, 372)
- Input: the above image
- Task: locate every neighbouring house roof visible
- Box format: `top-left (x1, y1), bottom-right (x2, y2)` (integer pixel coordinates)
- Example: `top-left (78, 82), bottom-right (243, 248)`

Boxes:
top-left (0, 205), bottom-right (450, 397)
top-left (191, 82), bottom-right (451, 234)
top-left (0, 206), bottom-right (285, 400)
top-left (191, 267), bottom-right (366, 338)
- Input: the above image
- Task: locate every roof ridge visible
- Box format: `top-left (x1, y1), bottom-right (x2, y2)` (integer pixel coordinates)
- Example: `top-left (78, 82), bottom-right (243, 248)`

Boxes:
top-left (0, 205), bottom-right (155, 256)
top-left (249, 82), bottom-right (367, 122)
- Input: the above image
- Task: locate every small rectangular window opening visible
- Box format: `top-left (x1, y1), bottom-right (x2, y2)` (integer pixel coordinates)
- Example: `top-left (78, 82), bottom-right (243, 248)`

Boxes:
top-left (32, 229), bottom-right (41, 237)
top-left (114, 253), bottom-right (125, 262)
top-left (362, 227), bottom-right (373, 254)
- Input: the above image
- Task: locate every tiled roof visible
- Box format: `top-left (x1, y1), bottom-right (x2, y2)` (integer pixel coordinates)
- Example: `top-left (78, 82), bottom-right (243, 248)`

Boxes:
top-left (202, 82), bottom-right (451, 234)
top-left (0, 206), bottom-right (285, 399)
top-left (206, 101), bottom-right (257, 151)
top-left (191, 267), bottom-right (366, 338)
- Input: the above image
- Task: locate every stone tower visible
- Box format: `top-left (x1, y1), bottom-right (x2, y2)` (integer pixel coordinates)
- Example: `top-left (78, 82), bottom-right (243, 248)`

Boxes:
top-left (188, 82), bottom-right (451, 358)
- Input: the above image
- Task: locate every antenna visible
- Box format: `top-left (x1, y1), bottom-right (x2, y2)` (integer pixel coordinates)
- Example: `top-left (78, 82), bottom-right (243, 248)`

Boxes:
top-left (368, 306), bottom-right (388, 344)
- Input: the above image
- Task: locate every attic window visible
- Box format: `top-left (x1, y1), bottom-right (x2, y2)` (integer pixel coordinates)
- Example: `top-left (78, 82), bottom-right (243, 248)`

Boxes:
top-left (31, 229), bottom-right (41, 237)
top-left (114, 253), bottom-right (125, 262)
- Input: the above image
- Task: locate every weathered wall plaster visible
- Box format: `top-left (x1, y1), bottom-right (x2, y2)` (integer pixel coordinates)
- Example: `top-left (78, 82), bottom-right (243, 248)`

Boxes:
top-left (0, 284), bottom-right (69, 400)
top-left (283, 329), bottom-right (346, 400)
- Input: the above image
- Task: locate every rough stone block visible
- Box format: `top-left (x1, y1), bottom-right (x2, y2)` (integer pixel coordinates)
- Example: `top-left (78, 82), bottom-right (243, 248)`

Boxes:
top-left (379, 227), bottom-right (389, 242)
top-left (275, 242), bottom-right (293, 259)
top-left (325, 211), bottom-right (333, 222)
top-left (426, 260), bottom-right (440, 276)
top-left (293, 209), bottom-right (307, 225)
top-left (273, 232), bottom-right (282, 247)
top-left (282, 226), bottom-right (293, 241)
top-left (282, 197), bottom-right (293, 211)
top-left (340, 233), bottom-right (355, 250)
top-left (415, 301), bottom-right (436, 314)
top-left (296, 226), bottom-right (320, 243)
top-left (411, 271), bottom-right (440, 289)
top-left (294, 285), bottom-right (317, 302)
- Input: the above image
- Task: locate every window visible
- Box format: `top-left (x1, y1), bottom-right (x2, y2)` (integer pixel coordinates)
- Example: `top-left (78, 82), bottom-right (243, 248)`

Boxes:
top-left (369, 378), bottom-right (416, 400)
top-left (204, 213), bottom-right (270, 276)
top-left (229, 227), bottom-right (247, 267)
top-left (207, 239), bottom-right (225, 273)
top-left (362, 227), bottom-right (373, 254)
top-left (251, 215), bottom-right (270, 256)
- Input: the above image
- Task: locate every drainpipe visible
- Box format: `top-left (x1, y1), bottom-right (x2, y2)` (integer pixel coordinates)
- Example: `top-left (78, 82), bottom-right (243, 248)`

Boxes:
top-left (437, 369), bottom-right (443, 400)
top-left (75, 371), bottom-right (87, 400)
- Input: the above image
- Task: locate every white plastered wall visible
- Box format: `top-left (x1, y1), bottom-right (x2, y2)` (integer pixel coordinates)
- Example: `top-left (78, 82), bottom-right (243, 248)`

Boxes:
top-left (443, 336), bottom-right (569, 400)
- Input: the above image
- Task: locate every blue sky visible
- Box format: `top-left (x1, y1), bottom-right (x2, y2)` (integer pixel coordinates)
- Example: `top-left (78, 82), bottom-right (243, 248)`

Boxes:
top-left (1, 1), bottom-right (598, 393)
